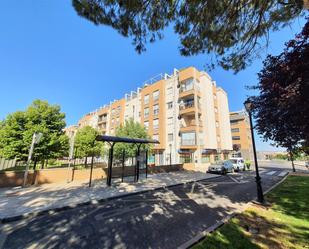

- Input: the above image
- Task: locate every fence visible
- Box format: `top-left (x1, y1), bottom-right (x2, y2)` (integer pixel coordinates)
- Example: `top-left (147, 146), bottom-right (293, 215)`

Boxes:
top-left (0, 158), bottom-right (17, 171)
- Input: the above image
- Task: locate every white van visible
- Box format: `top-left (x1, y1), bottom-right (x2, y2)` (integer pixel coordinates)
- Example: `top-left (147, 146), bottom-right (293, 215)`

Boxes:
top-left (230, 157), bottom-right (245, 172)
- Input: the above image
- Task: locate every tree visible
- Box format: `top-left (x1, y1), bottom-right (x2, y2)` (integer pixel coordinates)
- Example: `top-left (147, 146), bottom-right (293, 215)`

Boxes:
top-left (250, 18), bottom-right (309, 171)
top-left (114, 119), bottom-right (151, 160)
top-left (0, 100), bottom-right (69, 165)
top-left (72, 0), bottom-right (307, 72)
top-left (0, 111), bottom-right (27, 160)
top-left (74, 126), bottom-right (103, 165)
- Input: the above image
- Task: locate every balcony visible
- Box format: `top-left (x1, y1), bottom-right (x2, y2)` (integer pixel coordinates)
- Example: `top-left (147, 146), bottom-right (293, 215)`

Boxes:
top-left (179, 102), bottom-right (201, 116)
top-left (180, 119), bottom-right (203, 132)
top-left (98, 117), bottom-right (108, 123)
top-left (179, 84), bottom-right (201, 99)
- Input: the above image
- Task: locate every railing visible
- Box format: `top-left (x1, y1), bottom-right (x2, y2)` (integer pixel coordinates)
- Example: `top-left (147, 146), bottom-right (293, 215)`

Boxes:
top-left (0, 158), bottom-right (17, 171)
top-left (180, 119), bottom-right (203, 128)
top-left (179, 102), bottom-right (194, 110)
top-left (179, 83), bottom-right (200, 94)
top-left (181, 139), bottom-right (196, 146)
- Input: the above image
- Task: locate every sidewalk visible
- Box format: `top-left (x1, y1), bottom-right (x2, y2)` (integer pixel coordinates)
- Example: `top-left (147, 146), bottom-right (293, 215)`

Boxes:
top-left (0, 171), bottom-right (219, 222)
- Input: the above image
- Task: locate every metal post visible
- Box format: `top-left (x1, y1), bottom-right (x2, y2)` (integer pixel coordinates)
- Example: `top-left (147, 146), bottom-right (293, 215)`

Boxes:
top-left (122, 150), bottom-right (125, 183)
top-left (23, 134), bottom-right (36, 187)
top-left (136, 144), bottom-right (141, 182)
top-left (145, 150), bottom-right (148, 178)
top-left (107, 143), bottom-right (114, 186)
top-left (89, 155), bottom-right (94, 187)
top-left (248, 111), bottom-right (264, 203)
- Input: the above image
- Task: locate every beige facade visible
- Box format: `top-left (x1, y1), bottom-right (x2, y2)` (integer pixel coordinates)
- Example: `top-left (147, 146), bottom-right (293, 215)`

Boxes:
top-left (229, 110), bottom-right (253, 160)
top-left (74, 67), bottom-right (233, 171)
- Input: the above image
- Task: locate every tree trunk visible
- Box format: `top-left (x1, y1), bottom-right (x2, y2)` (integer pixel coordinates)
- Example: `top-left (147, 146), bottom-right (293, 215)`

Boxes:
top-left (290, 152), bottom-right (296, 172)
top-left (33, 158), bottom-right (37, 170)
top-left (84, 157), bottom-right (87, 167)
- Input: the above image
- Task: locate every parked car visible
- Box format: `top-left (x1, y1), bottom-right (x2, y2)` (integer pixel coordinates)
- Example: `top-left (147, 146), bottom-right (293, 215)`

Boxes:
top-left (230, 158), bottom-right (245, 171)
top-left (208, 160), bottom-right (234, 175)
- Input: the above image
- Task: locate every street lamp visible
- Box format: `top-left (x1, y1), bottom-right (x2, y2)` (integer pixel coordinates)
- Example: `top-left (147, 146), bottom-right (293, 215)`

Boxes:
top-left (244, 99), bottom-right (264, 203)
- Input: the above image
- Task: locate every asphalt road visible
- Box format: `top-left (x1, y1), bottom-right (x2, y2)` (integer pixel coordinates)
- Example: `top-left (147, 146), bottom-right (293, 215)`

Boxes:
top-left (1, 167), bottom-right (289, 249)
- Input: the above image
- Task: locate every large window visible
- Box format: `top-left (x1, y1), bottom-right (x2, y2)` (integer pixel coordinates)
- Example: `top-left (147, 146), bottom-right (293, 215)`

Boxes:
top-left (153, 104), bottom-right (159, 116)
top-left (153, 119), bottom-right (159, 130)
top-left (231, 128), bottom-right (240, 133)
top-left (180, 78), bottom-right (194, 92)
top-left (144, 107), bottom-right (149, 118)
top-left (180, 153), bottom-right (193, 163)
top-left (181, 132), bottom-right (196, 145)
top-left (153, 90), bottom-right (159, 102)
top-left (144, 94), bottom-right (149, 105)
top-left (232, 136), bottom-right (241, 140)
top-left (144, 121), bottom-right (149, 129)
top-left (153, 134), bottom-right (159, 141)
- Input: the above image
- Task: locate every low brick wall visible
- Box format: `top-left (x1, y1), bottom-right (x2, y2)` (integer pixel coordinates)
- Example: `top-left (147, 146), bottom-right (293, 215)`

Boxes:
top-left (0, 164), bottom-right (184, 188)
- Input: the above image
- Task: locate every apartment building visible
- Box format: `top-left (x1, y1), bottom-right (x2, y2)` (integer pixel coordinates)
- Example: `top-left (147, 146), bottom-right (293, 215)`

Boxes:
top-left (75, 67), bottom-right (233, 171)
top-left (229, 110), bottom-right (253, 160)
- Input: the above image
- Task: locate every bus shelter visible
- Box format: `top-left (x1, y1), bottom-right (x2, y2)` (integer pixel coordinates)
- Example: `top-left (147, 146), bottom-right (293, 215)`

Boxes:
top-left (95, 135), bottom-right (159, 186)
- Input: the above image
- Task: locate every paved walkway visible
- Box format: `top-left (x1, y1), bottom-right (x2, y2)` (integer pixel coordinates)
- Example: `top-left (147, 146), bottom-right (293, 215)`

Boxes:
top-left (0, 171), bottom-right (219, 221)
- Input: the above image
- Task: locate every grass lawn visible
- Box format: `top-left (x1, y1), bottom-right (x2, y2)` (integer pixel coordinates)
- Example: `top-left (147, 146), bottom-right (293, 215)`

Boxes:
top-left (193, 175), bottom-right (309, 249)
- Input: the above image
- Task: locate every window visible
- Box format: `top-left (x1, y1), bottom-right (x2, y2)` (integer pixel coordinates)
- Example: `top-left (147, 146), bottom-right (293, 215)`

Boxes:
top-left (153, 104), bottom-right (159, 115)
top-left (216, 121), bottom-right (219, 128)
top-left (181, 132), bottom-right (196, 145)
top-left (202, 155), bottom-right (210, 163)
top-left (231, 128), bottom-right (240, 133)
top-left (232, 136), bottom-right (241, 140)
top-left (167, 117), bottom-right (173, 125)
top-left (167, 87), bottom-right (173, 95)
top-left (168, 133), bottom-right (173, 142)
top-left (167, 102), bottom-right (173, 109)
top-left (215, 107), bottom-right (218, 113)
top-left (144, 95), bottom-right (149, 105)
top-left (180, 78), bottom-right (194, 92)
top-left (144, 107), bottom-right (149, 118)
top-left (180, 153), bottom-right (193, 163)
top-left (153, 134), bottom-right (159, 141)
top-left (144, 121), bottom-right (149, 129)
top-left (153, 90), bottom-right (159, 102)
top-left (230, 120), bottom-right (239, 125)
top-left (153, 119), bottom-right (159, 130)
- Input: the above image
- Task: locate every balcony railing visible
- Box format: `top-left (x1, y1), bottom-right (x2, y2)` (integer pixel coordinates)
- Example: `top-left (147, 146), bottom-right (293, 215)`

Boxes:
top-left (179, 102), bottom-right (201, 111)
top-left (179, 102), bottom-right (194, 110)
top-left (179, 83), bottom-right (200, 94)
top-left (181, 139), bottom-right (196, 146)
top-left (180, 119), bottom-right (203, 128)
top-left (98, 117), bottom-right (108, 122)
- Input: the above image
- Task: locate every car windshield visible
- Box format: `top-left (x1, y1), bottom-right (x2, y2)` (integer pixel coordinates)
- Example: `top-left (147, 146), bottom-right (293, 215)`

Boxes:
top-left (230, 159), bottom-right (237, 164)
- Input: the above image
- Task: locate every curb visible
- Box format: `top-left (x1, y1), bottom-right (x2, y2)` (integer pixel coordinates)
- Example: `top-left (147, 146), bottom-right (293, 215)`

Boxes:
top-left (0, 175), bottom-right (221, 224)
top-left (178, 172), bottom-right (290, 249)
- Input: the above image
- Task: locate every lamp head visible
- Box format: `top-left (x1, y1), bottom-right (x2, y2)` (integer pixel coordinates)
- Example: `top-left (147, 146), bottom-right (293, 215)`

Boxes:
top-left (244, 99), bottom-right (253, 112)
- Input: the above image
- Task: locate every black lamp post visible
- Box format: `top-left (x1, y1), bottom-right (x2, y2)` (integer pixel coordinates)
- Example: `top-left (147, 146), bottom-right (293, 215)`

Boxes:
top-left (244, 99), bottom-right (264, 203)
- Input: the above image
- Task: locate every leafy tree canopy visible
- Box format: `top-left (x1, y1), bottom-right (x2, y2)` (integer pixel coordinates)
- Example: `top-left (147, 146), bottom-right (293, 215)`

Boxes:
top-left (72, 0), bottom-right (307, 72)
top-left (74, 126), bottom-right (104, 158)
top-left (114, 119), bottom-right (151, 159)
top-left (251, 18), bottom-right (309, 154)
top-left (0, 100), bottom-right (69, 161)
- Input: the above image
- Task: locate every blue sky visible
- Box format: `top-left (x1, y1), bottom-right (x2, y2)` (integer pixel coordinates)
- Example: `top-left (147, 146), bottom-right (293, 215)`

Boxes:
top-left (0, 1), bottom-right (306, 151)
